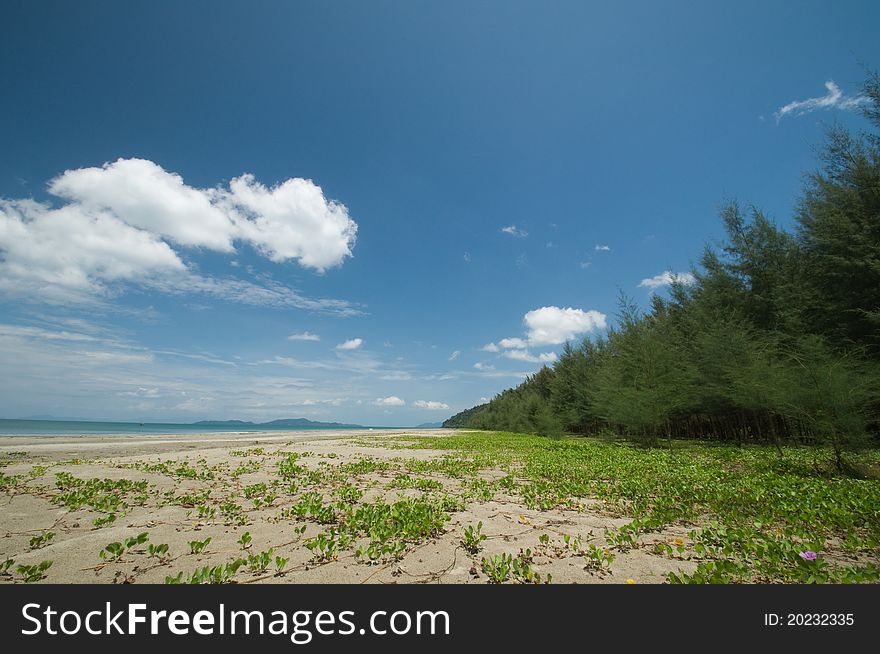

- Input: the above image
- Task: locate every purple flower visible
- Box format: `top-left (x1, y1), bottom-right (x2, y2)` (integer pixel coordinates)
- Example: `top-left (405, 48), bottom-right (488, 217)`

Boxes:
top-left (799, 550), bottom-right (817, 562)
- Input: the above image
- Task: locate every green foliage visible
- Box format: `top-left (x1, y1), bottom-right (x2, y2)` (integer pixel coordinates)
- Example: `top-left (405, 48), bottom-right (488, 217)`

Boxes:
top-left (583, 543), bottom-right (615, 573)
top-left (188, 537), bottom-right (211, 554)
top-left (148, 543), bottom-right (170, 560)
top-left (16, 560), bottom-right (52, 583)
top-left (306, 530), bottom-right (342, 562)
top-left (480, 550), bottom-right (548, 584)
top-left (29, 531), bottom-right (55, 549)
top-left (443, 72), bottom-right (880, 456)
top-left (243, 483), bottom-right (268, 498)
top-left (53, 472), bottom-right (149, 514)
top-left (388, 473), bottom-right (443, 492)
top-left (167, 559), bottom-right (244, 584)
top-left (461, 521), bottom-right (487, 554)
top-left (99, 542), bottom-right (124, 561)
top-left (92, 513), bottom-right (117, 528)
top-left (400, 431), bottom-right (880, 583)
top-left (124, 532), bottom-right (149, 550)
top-left (245, 548), bottom-right (274, 574)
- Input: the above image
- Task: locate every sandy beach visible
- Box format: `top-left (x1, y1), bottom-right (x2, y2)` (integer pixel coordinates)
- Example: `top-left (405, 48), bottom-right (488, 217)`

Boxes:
top-left (0, 428), bottom-right (696, 584)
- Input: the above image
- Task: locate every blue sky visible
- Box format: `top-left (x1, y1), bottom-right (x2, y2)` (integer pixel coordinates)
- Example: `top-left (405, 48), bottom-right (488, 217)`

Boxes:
top-left (1, 1), bottom-right (877, 425)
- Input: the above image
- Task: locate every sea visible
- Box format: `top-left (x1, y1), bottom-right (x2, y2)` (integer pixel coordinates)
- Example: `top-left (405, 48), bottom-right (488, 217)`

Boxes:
top-left (0, 419), bottom-right (371, 436)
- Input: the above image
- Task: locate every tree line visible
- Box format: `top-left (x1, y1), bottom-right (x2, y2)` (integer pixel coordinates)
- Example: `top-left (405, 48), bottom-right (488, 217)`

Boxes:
top-left (445, 72), bottom-right (880, 461)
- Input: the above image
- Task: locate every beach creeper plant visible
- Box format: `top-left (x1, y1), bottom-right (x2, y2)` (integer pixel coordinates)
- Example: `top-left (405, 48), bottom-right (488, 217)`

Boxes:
top-left (124, 532), bottom-right (149, 551)
top-left (148, 543), bottom-right (170, 560)
top-left (16, 560), bottom-right (52, 583)
top-left (29, 531), bottom-right (55, 550)
top-left (480, 551), bottom-right (547, 584)
top-left (189, 538), bottom-right (211, 554)
top-left (246, 549), bottom-right (274, 574)
top-left (166, 559), bottom-right (245, 584)
top-left (461, 522), bottom-right (487, 554)
top-left (583, 544), bottom-right (615, 573)
top-left (92, 513), bottom-right (117, 528)
top-left (99, 542), bottom-right (125, 561)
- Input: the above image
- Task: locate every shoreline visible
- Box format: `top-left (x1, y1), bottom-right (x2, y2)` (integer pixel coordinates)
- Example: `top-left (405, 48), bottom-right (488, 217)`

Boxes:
top-left (0, 428), bottom-right (452, 458)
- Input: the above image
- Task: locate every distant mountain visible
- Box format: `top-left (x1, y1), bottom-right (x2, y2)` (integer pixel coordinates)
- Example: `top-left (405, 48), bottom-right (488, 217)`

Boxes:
top-left (415, 421), bottom-right (443, 428)
top-left (192, 418), bottom-right (367, 429)
top-left (193, 419), bottom-right (253, 425)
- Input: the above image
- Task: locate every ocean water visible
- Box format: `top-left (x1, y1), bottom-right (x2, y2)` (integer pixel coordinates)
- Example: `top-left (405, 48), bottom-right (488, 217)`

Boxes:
top-left (0, 419), bottom-right (368, 436)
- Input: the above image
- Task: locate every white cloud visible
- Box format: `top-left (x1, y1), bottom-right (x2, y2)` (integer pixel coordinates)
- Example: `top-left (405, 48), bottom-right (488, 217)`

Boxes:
top-left (335, 338), bottom-right (363, 350)
top-left (288, 331), bottom-right (320, 341)
top-left (594, 244), bottom-right (611, 251)
top-left (49, 158), bottom-right (237, 251)
top-left (463, 252), bottom-right (472, 262)
top-left (523, 306), bottom-right (607, 346)
top-left (155, 273), bottom-right (361, 316)
top-left (498, 337), bottom-right (528, 349)
top-left (0, 198), bottom-right (185, 303)
top-left (223, 173), bottom-right (357, 271)
top-left (0, 158), bottom-right (358, 307)
top-left (379, 371), bottom-right (413, 381)
top-left (448, 350), bottom-right (460, 361)
top-left (500, 225), bottom-right (528, 238)
top-left (473, 362), bottom-right (495, 371)
top-left (503, 349), bottom-right (558, 363)
top-left (413, 400), bottom-right (450, 410)
top-left (638, 271), bottom-right (696, 290)
top-left (375, 396), bottom-right (405, 407)
top-left (774, 80), bottom-right (867, 122)
top-left (482, 307), bottom-right (605, 368)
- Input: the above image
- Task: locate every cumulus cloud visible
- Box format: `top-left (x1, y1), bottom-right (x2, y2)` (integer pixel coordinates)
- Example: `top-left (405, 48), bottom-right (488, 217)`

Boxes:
top-left (0, 158), bottom-right (358, 307)
top-left (413, 400), bottom-right (450, 410)
top-left (375, 396), bottom-right (405, 407)
top-left (774, 80), bottom-right (867, 122)
top-left (594, 244), bottom-right (611, 251)
top-left (482, 307), bottom-right (606, 367)
top-left (503, 349), bottom-right (558, 364)
top-left (0, 198), bottom-right (185, 304)
top-left (288, 331), bottom-right (320, 341)
top-left (500, 225), bottom-right (528, 238)
top-left (224, 173), bottom-right (357, 270)
top-left (498, 337), bottom-right (528, 349)
top-left (473, 362), bottom-right (495, 371)
top-left (638, 271), bottom-right (696, 290)
top-left (335, 338), bottom-right (363, 350)
top-left (523, 306), bottom-right (607, 346)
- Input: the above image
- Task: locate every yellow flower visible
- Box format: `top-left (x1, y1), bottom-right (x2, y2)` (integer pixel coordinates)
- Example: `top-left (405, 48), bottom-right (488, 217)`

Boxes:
top-left (674, 537), bottom-right (683, 546)
top-left (626, 578), bottom-right (636, 584)
top-left (518, 515), bottom-right (530, 524)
